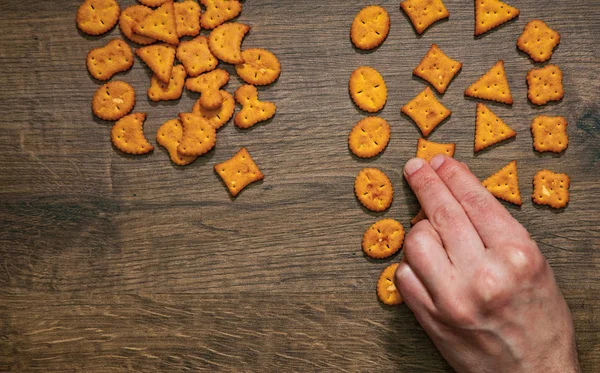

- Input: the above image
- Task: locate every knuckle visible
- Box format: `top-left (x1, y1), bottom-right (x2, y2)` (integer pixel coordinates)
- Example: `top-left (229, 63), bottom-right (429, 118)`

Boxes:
top-left (460, 189), bottom-right (493, 219)
top-left (440, 162), bottom-right (465, 182)
top-left (474, 267), bottom-right (510, 308)
top-left (410, 172), bottom-right (438, 195)
top-left (403, 230), bottom-right (432, 260)
top-left (428, 204), bottom-right (458, 229)
top-left (441, 297), bottom-right (478, 327)
top-left (508, 246), bottom-right (546, 278)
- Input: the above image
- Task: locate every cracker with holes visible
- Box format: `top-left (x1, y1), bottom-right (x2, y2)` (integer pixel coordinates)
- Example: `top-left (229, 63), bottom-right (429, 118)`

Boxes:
top-left (354, 168), bottom-right (394, 212)
top-left (235, 48), bottom-right (281, 86)
top-left (465, 60), bottom-right (513, 105)
top-left (110, 113), bottom-right (154, 155)
top-left (234, 85), bottom-right (276, 129)
top-left (377, 263), bottom-right (402, 305)
top-left (475, 0), bottom-right (519, 36)
top-left (350, 5), bottom-right (390, 50)
top-left (533, 170), bottom-right (570, 209)
top-left (348, 116), bottom-right (390, 159)
top-left (177, 113), bottom-right (217, 156)
top-left (200, 0), bottom-right (242, 30)
top-left (176, 36), bottom-right (218, 77)
top-left (193, 90), bottom-right (235, 130)
top-left (92, 81), bottom-right (136, 121)
top-left (531, 115), bottom-right (568, 153)
top-left (349, 66), bottom-right (387, 113)
top-left (413, 44), bottom-right (462, 94)
top-left (402, 87), bottom-right (451, 137)
top-left (214, 148), bottom-right (264, 197)
top-left (174, 0), bottom-right (201, 38)
top-left (186, 69), bottom-right (230, 109)
top-left (416, 138), bottom-right (455, 161)
top-left (133, 2), bottom-right (179, 45)
top-left (119, 5), bottom-right (156, 45)
top-left (87, 39), bottom-right (134, 81)
top-left (482, 160), bottom-right (522, 205)
top-left (362, 219), bottom-right (405, 259)
top-left (138, 0), bottom-right (171, 7)
top-left (517, 20), bottom-right (560, 63)
top-left (474, 103), bottom-right (516, 152)
top-left (527, 64), bottom-right (564, 106)
top-left (208, 22), bottom-right (250, 64)
top-left (400, 0), bottom-right (449, 35)
top-left (77, 0), bottom-right (120, 36)
top-left (136, 44), bottom-right (176, 83)
top-left (148, 64), bottom-right (187, 102)
top-left (156, 118), bottom-right (198, 166)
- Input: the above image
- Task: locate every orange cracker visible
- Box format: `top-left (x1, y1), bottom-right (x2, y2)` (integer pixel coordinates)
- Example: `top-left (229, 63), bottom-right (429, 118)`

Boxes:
top-left (474, 0), bottom-right (520, 36)
top-left (86, 39), bottom-right (133, 81)
top-left (138, 0), bottom-right (171, 7)
top-left (200, 0), bottom-right (242, 30)
top-left (400, 0), bottom-right (449, 35)
top-left (474, 103), bottom-right (516, 152)
top-left (416, 138), bottom-right (455, 161)
top-left (148, 64), bottom-right (187, 102)
top-left (517, 20), bottom-right (560, 63)
top-left (235, 48), bottom-right (281, 86)
top-left (354, 168), bottom-right (394, 212)
top-left (350, 5), bottom-right (390, 50)
top-left (133, 2), bottom-right (179, 45)
top-left (177, 113), bottom-right (217, 156)
top-left (185, 69), bottom-right (230, 109)
top-left (176, 36), bottom-right (218, 77)
top-left (110, 113), bottom-right (153, 155)
top-left (349, 66), bottom-right (387, 113)
top-left (482, 160), bottom-right (522, 205)
top-left (174, 0), bottom-right (201, 38)
top-left (156, 118), bottom-right (198, 166)
top-left (77, 0), bottom-right (120, 36)
top-left (527, 64), bottom-right (564, 106)
top-left (531, 115), bottom-right (568, 153)
top-left (215, 148), bottom-right (264, 197)
top-left (136, 44), bottom-right (176, 83)
top-left (362, 219), bottom-right (405, 259)
top-left (92, 81), bottom-right (136, 121)
top-left (208, 22), bottom-right (250, 64)
top-left (401, 86), bottom-right (451, 137)
top-left (234, 85), bottom-right (276, 129)
top-left (119, 5), bottom-right (156, 45)
top-left (411, 209), bottom-right (427, 225)
top-left (348, 116), bottom-right (391, 159)
top-left (464, 60), bottom-right (513, 105)
top-left (192, 90), bottom-right (235, 130)
top-left (533, 170), bottom-right (570, 209)
top-left (413, 44), bottom-right (462, 94)
top-left (377, 263), bottom-right (403, 306)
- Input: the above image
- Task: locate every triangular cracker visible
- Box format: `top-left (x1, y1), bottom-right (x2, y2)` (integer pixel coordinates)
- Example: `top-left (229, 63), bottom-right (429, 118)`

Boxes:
top-left (474, 103), bottom-right (516, 152)
top-left (133, 2), bottom-right (179, 45)
top-left (136, 44), bottom-right (176, 83)
top-left (482, 160), bottom-right (522, 205)
top-left (475, 0), bottom-right (520, 36)
top-left (465, 60), bottom-right (513, 105)
top-left (401, 87), bottom-right (451, 137)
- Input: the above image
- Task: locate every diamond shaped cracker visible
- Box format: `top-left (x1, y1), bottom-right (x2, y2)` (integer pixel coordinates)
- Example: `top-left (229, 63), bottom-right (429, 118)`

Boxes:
top-left (402, 87), bottom-right (451, 137)
top-left (413, 44), bottom-right (462, 94)
top-left (214, 148), bottom-right (264, 197)
top-left (517, 20), bottom-right (560, 63)
top-left (531, 115), bottom-right (568, 153)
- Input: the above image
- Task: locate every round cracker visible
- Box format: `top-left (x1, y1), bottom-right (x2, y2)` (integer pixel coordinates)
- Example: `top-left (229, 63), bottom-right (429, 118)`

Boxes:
top-left (77, 0), bottom-right (120, 36)
top-left (92, 81), bottom-right (136, 121)
top-left (349, 66), bottom-right (387, 113)
top-left (192, 90), bottom-right (235, 130)
top-left (354, 168), bottom-right (393, 212)
top-left (348, 116), bottom-right (390, 158)
top-left (351, 5), bottom-right (390, 50)
top-left (362, 219), bottom-right (405, 259)
top-left (377, 263), bottom-right (402, 306)
top-left (119, 5), bottom-right (156, 45)
top-left (235, 48), bottom-right (281, 86)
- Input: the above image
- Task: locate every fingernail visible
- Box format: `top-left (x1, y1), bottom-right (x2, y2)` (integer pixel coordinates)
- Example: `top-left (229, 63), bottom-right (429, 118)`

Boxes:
top-left (430, 154), bottom-right (445, 170)
top-left (404, 158), bottom-right (425, 176)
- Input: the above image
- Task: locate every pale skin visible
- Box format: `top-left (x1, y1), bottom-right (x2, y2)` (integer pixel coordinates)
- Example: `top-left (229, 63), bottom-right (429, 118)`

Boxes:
top-left (396, 155), bottom-right (581, 373)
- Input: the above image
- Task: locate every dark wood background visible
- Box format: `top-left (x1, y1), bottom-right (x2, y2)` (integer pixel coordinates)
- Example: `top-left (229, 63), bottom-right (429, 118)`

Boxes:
top-left (1, 0), bottom-right (599, 371)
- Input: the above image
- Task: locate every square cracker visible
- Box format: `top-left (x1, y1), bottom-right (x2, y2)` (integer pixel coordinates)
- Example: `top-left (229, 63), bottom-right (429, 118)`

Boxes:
top-left (176, 36), bottom-right (218, 77)
top-left (531, 115), bottom-right (568, 153)
top-left (527, 64), bottom-right (564, 105)
top-left (416, 138), bottom-right (455, 161)
top-left (174, 1), bottom-right (201, 38)
top-left (517, 20), bottom-right (560, 63)
top-left (533, 170), bottom-right (570, 208)
top-left (401, 87), bottom-right (451, 137)
top-left (214, 148), bottom-right (264, 197)
top-left (400, 0), bottom-right (449, 35)
top-left (413, 44), bottom-right (462, 94)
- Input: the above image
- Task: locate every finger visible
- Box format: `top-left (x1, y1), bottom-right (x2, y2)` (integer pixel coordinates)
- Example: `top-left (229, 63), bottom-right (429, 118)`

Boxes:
top-left (395, 260), bottom-right (435, 314)
top-left (430, 155), bottom-right (531, 248)
top-left (404, 157), bottom-right (485, 263)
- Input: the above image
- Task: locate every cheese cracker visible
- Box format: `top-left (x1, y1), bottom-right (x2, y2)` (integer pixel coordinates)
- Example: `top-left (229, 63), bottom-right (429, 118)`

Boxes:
top-left (377, 263), bottom-right (402, 305)
top-left (87, 39), bottom-right (134, 81)
top-left (200, 0), bottom-right (242, 30)
top-left (110, 113), bottom-right (153, 155)
top-left (136, 44), bottom-right (176, 83)
top-left (531, 115), bottom-right (568, 153)
top-left (133, 2), bottom-right (179, 45)
top-left (156, 118), bottom-right (198, 166)
top-left (192, 90), bottom-right (235, 130)
top-left (214, 148), bottom-right (264, 197)
top-left (401, 87), bottom-right (451, 137)
top-left (208, 22), bottom-right (250, 64)
top-left (234, 85), bottom-right (276, 129)
top-left (416, 138), bottom-right (455, 161)
top-left (235, 48), bottom-right (281, 86)
top-left (174, 1), bottom-right (201, 38)
top-left (177, 113), bottom-right (217, 156)
top-left (348, 116), bottom-right (391, 159)
top-left (517, 20), bottom-right (560, 63)
top-left (148, 64), bottom-right (187, 102)
top-left (474, 103), bottom-right (516, 152)
top-left (349, 66), bottom-right (387, 113)
top-left (176, 36), bottom-right (218, 77)
top-left (185, 69), bottom-right (230, 109)
top-left (119, 5), bottom-right (156, 45)
top-left (533, 170), bottom-right (570, 209)
top-left (92, 81), bottom-right (136, 121)
top-left (482, 160), bottom-right (522, 205)
top-left (77, 0), bottom-right (120, 36)
top-left (475, 0), bottom-right (519, 36)
top-left (362, 219), bottom-right (405, 259)
top-left (527, 64), bottom-right (564, 106)
top-left (350, 5), bottom-right (390, 50)
top-left (400, 0), bottom-right (449, 35)
top-left (413, 44), bottom-right (462, 94)
top-left (354, 168), bottom-right (394, 212)
top-left (464, 60), bottom-right (513, 105)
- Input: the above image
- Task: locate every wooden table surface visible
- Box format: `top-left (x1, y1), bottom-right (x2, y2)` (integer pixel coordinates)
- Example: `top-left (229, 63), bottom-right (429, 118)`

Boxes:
top-left (1, 0), bottom-right (599, 371)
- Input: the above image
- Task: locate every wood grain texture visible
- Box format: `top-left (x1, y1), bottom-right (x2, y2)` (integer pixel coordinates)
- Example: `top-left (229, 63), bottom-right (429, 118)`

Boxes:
top-left (0, 0), bottom-right (599, 371)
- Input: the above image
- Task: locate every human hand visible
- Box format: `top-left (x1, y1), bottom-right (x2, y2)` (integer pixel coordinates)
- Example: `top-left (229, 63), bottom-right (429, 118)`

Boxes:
top-left (396, 155), bottom-right (580, 373)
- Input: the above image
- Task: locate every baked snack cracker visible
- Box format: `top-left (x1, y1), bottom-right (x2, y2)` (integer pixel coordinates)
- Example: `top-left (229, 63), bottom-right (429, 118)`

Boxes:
top-left (413, 44), bottom-right (462, 94)
top-left (533, 170), bottom-right (570, 209)
top-left (193, 90), bottom-right (235, 130)
top-left (517, 20), bottom-right (560, 63)
top-left (174, 0), bottom-right (201, 38)
top-left (400, 0), bottom-right (449, 35)
top-left (362, 219), bottom-right (405, 259)
top-left (416, 138), bottom-right (455, 161)
top-left (482, 160), bottom-right (522, 205)
top-left (377, 263), bottom-right (402, 306)
top-left (531, 115), bottom-right (568, 153)
top-left (110, 113), bottom-right (153, 155)
top-left (235, 48), bottom-right (281, 86)
top-left (148, 64), bottom-right (187, 102)
top-left (214, 148), bottom-right (264, 197)
top-left (350, 5), bottom-right (390, 50)
top-left (176, 36), bottom-right (218, 77)
top-left (474, 103), bottom-right (516, 152)
top-left (465, 60), bottom-right (513, 105)
top-left (185, 69), bottom-right (230, 109)
top-left (411, 209), bottom-right (427, 225)
top-left (234, 85), bottom-right (276, 129)
top-left (474, 0), bottom-right (520, 36)
top-left (156, 118), bottom-right (198, 166)
top-left (133, 2), bottom-right (179, 45)
top-left (208, 22), bottom-right (250, 64)
top-left (77, 0), bottom-right (120, 36)
top-left (92, 81), bottom-right (136, 121)
top-left (348, 116), bottom-right (391, 159)
top-left (355, 168), bottom-right (394, 212)
top-left (526, 64), bottom-right (564, 106)
top-left (200, 0), bottom-right (242, 30)
top-left (119, 5), bottom-right (156, 45)
top-left (401, 87), bottom-right (451, 137)
top-left (349, 66), bottom-right (387, 113)
top-left (136, 44), bottom-right (176, 83)
top-left (138, 0), bottom-right (171, 7)
top-left (177, 113), bottom-right (217, 156)
top-left (87, 39), bottom-right (133, 81)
